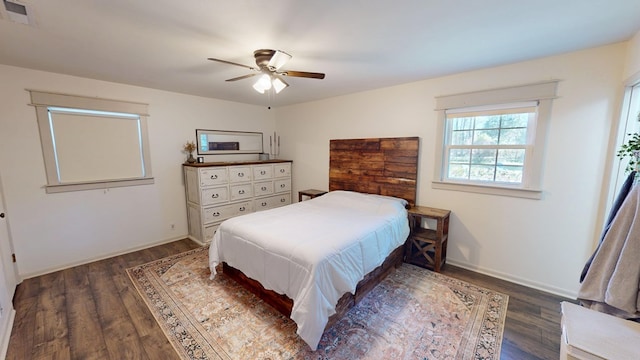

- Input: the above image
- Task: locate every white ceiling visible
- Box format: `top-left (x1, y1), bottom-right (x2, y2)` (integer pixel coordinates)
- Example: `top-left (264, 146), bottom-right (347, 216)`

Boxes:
top-left (1, 1), bottom-right (639, 108)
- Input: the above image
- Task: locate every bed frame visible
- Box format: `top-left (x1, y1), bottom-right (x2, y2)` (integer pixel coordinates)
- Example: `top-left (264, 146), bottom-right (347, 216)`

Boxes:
top-left (223, 136), bottom-right (420, 331)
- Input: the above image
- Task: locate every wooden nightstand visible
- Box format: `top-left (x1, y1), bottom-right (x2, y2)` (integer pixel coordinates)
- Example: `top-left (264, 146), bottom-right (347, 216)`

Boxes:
top-left (404, 206), bottom-right (451, 272)
top-left (298, 189), bottom-right (327, 202)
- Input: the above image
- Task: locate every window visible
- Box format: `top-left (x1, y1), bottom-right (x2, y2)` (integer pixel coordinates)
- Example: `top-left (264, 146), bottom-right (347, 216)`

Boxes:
top-left (609, 76), bottom-right (640, 208)
top-left (29, 90), bottom-right (153, 193)
top-left (433, 81), bottom-right (559, 199)
top-left (445, 103), bottom-right (535, 184)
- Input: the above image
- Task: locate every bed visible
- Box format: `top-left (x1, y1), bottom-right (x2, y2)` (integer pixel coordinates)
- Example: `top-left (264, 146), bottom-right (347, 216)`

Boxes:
top-left (208, 137), bottom-right (419, 350)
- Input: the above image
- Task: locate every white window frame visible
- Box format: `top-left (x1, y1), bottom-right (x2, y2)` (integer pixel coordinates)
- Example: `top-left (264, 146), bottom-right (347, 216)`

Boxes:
top-left (29, 90), bottom-right (154, 193)
top-left (607, 72), bottom-right (640, 210)
top-left (433, 81), bottom-right (559, 199)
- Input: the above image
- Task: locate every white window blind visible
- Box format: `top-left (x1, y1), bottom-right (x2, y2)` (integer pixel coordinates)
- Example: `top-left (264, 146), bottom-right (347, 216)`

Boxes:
top-left (29, 90), bottom-right (153, 193)
top-left (48, 107), bottom-right (145, 183)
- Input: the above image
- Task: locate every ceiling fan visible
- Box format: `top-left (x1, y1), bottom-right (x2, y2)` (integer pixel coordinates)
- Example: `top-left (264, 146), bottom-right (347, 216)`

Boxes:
top-left (207, 49), bottom-right (325, 94)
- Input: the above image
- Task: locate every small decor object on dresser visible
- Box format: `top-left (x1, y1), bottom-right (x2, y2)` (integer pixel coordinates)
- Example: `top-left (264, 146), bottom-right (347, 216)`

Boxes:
top-left (404, 206), bottom-right (450, 272)
top-left (183, 141), bottom-right (197, 163)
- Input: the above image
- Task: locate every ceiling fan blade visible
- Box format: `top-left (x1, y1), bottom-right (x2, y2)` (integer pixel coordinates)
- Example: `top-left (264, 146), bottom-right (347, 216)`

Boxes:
top-left (207, 57), bottom-right (257, 71)
top-left (225, 73), bottom-right (258, 82)
top-left (282, 70), bottom-right (325, 79)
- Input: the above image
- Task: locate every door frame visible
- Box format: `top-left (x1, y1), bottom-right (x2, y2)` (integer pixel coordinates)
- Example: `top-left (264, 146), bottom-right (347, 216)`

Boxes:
top-left (0, 172), bottom-right (17, 360)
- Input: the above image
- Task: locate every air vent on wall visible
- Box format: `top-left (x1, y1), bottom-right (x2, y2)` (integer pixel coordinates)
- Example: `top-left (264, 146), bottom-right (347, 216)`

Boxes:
top-left (3, 0), bottom-right (32, 25)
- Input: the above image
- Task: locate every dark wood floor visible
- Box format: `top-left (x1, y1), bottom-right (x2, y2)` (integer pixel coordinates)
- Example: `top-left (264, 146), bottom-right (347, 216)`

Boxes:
top-left (6, 239), bottom-right (571, 359)
top-left (441, 265), bottom-right (573, 360)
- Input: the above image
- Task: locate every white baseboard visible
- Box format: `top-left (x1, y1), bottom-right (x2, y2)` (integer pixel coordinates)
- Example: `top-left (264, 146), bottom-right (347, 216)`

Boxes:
top-left (19, 234), bottom-right (193, 281)
top-left (446, 259), bottom-right (578, 299)
top-left (187, 235), bottom-right (210, 247)
top-left (0, 307), bottom-right (16, 359)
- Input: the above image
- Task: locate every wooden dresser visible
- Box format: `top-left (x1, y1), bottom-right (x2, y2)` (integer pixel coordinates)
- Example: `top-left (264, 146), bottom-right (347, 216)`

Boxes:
top-left (183, 160), bottom-right (292, 245)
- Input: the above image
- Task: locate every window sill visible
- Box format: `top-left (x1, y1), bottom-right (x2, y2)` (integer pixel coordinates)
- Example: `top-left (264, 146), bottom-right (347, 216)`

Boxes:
top-left (45, 178), bottom-right (154, 194)
top-left (431, 180), bottom-right (542, 199)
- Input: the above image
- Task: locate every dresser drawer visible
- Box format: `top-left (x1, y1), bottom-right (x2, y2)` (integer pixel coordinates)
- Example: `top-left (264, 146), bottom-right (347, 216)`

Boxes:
top-left (230, 183), bottom-right (253, 201)
top-left (254, 193), bottom-right (291, 211)
top-left (274, 178), bottom-right (291, 194)
top-left (201, 186), bottom-right (229, 206)
top-left (254, 181), bottom-right (274, 197)
top-left (202, 201), bottom-right (252, 223)
top-left (274, 163), bottom-right (291, 178)
top-left (199, 168), bottom-right (228, 187)
top-left (229, 166), bottom-right (252, 183)
top-left (203, 224), bottom-right (220, 244)
top-left (253, 164), bottom-right (273, 180)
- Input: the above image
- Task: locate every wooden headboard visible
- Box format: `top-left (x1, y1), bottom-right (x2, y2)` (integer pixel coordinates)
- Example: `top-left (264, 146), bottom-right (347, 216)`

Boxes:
top-left (329, 137), bottom-right (419, 207)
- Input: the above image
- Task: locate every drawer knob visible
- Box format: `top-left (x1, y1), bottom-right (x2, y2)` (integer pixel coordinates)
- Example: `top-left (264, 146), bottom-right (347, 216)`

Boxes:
top-left (280, 184), bottom-right (285, 188)
top-left (260, 170), bottom-right (266, 175)
top-left (213, 212), bottom-right (220, 217)
top-left (239, 206), bottom-right (246, 211)
top-left (280, 198), bottom-right (285, 202)
top-left (261, 202), bottom-right (267, 206)
top-left (238, 172), bottom-right (244, 177)
top-left (239, 190), bottom-right (245, 194)
top-left (211, 194), bottom-right (219, 198)
top-left (211, 174), bottom-right (218, 179)
top-left (261, 186), bottom-right (267, 191)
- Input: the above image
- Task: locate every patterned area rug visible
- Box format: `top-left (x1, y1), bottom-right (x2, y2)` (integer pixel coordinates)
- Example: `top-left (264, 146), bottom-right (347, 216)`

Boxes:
top-left (127, 246), bottom-right (508, 360)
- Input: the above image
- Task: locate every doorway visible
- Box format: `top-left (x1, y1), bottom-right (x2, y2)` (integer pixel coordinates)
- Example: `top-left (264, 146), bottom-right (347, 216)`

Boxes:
top-left (0, 172), bottom-right (18, 357)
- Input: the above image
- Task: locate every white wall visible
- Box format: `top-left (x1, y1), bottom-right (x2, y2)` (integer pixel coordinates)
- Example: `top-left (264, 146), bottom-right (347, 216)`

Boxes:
top-left (0, 42), bottom-right (629, 297)
top-left (0, 64), bottom-right (275, 278)
top-left (275, 43), bottom-right (627, 298)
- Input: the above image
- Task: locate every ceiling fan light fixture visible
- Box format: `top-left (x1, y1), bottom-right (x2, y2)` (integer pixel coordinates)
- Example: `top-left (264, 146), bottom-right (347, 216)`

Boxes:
top-left (208, 49), bottom-right (325, 95)
top-left (272, 77), bottom-right (289, 94)
top-left (252, 82), bottom-right (265, 94)
top-left (253, 74), bottom-right (272, 93)
top-left (268, 50), bottom-right (292, 70)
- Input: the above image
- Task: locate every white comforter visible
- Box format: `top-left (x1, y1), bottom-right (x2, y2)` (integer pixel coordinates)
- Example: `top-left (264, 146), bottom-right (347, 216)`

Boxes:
top-left (209, 190), bottom-right (409, 350)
